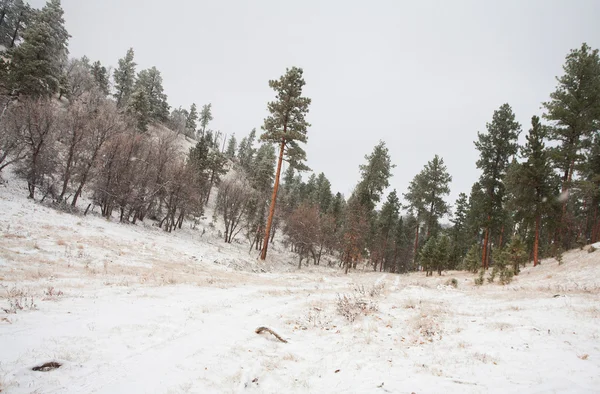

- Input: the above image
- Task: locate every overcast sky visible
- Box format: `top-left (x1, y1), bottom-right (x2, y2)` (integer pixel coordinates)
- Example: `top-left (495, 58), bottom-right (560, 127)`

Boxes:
top-left (31, 0), bottom-right (600, 214)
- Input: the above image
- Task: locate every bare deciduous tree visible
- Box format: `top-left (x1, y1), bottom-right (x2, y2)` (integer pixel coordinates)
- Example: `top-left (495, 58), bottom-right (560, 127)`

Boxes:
top-left (0, 104), bottom-right (27, 175)
top-left (12, 98), bottom-right (59, 199)
top-left (284, 203), bottom-right (321, 268)
top-left (216, 175), bottom-right (253, 243)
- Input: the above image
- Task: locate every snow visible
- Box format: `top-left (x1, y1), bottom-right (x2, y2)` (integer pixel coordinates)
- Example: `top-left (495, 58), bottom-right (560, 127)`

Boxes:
top-left (1, 172), bottom-right (600, 393)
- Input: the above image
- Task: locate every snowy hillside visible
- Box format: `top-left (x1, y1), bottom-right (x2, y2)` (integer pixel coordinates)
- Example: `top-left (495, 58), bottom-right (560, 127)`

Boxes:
top-left (1, 174), bottom-right (599, 393)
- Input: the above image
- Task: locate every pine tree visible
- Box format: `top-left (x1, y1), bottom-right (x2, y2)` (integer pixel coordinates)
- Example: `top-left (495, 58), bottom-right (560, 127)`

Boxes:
top-left (581, 133), bottom-right (600, 243)
top-left (1, 0), bottom-right (34, 49)
top-left (341, 193), bottom-right (369, 273)
top-left (90, 60), bottom-right (109, 95)
top-left (506, 116), bottom-right (557, 266)
top-left (133, 67), bottom-right (170, 122)
top-left (259, 67), bottom-right (311, 260)
top-left (314, 172), bottom-right (332, 214)
top-left (204, 149), bottom-right (228, 203)
top-left (419, 236), bottom-right (437, 276)
top-left (251, 143), bottom-right (276, 195)
top-left (186, 103), bottom-right (198, 135)
top-left (462, 244), bottom-right (480, 273)
top-left (356, 141), bottom-right (395, 212)
top-left (0, 0), bottom-right (16, 47)
top-left (237, 128), bottom-right (256, 172)
top-left (475, 104), bottom-right (521, 268)
top-left (376, 189), bottom-right (400, 271)
top-left (329, 192), bottom-right (345, 232)
top-left (450, 192), bottom-right (470, 269)
top-left (199, 103), bottom-right (213, 138)
top-left (226, 133), bottom-right (237, 159)
top-left (6, 0), bottom-right (69, 97)
top-left (113, 48), bottom-right (136, 108)
top-left (543, 43), bottom-right (600, 248)
top-left (404, 155), bottom-right (452, 263)
top-left (126, 89), bottom-right (150, 132)
top-left (434, 235), bottom-right (450, 276)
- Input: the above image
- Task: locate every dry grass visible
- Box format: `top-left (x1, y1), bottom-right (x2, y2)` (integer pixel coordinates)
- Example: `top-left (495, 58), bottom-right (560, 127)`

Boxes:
top-left (578, 354), bottom-right (589, 360)
top-left (473, 352), bottom-right (498, 364)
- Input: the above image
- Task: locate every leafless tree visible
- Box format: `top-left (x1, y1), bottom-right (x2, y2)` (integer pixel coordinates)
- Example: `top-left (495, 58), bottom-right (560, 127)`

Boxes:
top-left (12, 98), bottom-right (60, 199)
top-left (70, 94), bottom-right (123, 207)
top-left (284, 203), bottom-right (321, 268)
top-left (0, 104), bottom-right (27, 175)
top-left (216, 174), bottom-right (254, 243)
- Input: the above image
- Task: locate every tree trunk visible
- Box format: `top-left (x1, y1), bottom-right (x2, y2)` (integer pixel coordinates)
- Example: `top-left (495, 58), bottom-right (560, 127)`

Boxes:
top-left (560, 159), bottom-right (576, 247)
top-left (205, 170), bottom-right (215, 204)
top-left (260, 138), bottom-right (285, 260)
top-left (498, 225), bottom-right (504, 249)
top-left (482, 226), bottom-right (489, 269)
top-left (413, 224), bottom-right (419, 266)
top-left (10, 14), bottom-right (21, 48)
top-left (533, 214), bottom-right (540, 267)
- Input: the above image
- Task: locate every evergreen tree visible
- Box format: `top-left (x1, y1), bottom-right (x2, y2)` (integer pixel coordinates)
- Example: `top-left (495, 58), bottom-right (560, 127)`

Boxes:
top-left (204, 149), bottom-right (228, 203)
top-left (1, 0), bottom-right (18, 47)
top-left (113, 48), bottom-right (136, 108)
top-left (341, 193), bottom-right (369, 273)
top-left (199, 103), bottom-right (213, 138)
top-left (376, 189), bottom-right (400, 271)
top-left (419, 236), bottom-right (437, 276)
top-left (543, 43), bottom-right (600, 248)
top-left (251, 143), bottom-right (276, 195)
top-left (186, 103), bottom-right (198, 134)
top-left (434, 235), bottom-right (450, 276)
top-left (6, 0), bottom-right (69, 97)
top-left (304, 173), bottom-right (317, 204)
top-left (404, 155), bottom-right (452, 263)
top-left (450, 192), bottom-right (470, 269)
top-left (1, 0), bottom-right (34, 49)
top-left (132, 66), bottom-right (170, 122)
top-left (475, 104), bottom-right (521, 268)
top-left (90, 60), bottom-right (109, 95)
top-left (237, 128), bottom-right (256, 172)
top-left (462, 244), bottom-right (480, 273)
top-left (580, 133), bottom-right (600, 243)
top-left (391, 216), bottom-right (409, 273)
top-left (506, 116), bottom-right (557, 266)
top-left (356, 141), bottom-right (395, 211)
top-left (259, 67), bottom-right (311, 260)
top-left (0, 0), bottom-right (17, 48)
top-left (314, 172), bottom-right (332, 214)
top-left (329, 192), bottom-right (345, 232)
top-left (126, 89), bottom-right (150, 132)
top-left (226, 133), bottom-right (237, 159)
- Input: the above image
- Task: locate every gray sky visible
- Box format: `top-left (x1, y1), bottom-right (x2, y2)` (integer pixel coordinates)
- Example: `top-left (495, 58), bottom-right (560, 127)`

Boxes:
top-left (32, 0), bottom-right (600, 213)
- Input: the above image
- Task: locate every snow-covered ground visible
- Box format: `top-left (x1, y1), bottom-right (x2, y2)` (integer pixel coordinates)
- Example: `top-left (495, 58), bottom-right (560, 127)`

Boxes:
top-left (1, 174), bottom-right (600, 393)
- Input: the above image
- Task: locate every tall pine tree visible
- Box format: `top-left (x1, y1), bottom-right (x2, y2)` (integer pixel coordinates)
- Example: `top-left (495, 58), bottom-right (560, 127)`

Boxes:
top-left (543, 43), bottom-right (600, 248)
top-left (506, 116), bottom-right (557, 266)
top-left (113, 48), bottom-right (136, 108)
top-left (475, 104), bottom-right (521, 268)
top-left (259, 67), bottom-right (311, 260)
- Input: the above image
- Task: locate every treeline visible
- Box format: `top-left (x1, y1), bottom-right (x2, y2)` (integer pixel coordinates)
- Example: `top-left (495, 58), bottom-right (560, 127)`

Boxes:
top-left (254, 45), bottom-right (600, 276)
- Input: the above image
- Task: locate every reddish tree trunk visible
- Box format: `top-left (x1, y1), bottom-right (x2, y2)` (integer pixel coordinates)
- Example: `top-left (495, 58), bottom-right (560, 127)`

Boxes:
top-left (533, 215), bottom-right (541, 267)
top-left (260, 138), bottom-right (285, 260)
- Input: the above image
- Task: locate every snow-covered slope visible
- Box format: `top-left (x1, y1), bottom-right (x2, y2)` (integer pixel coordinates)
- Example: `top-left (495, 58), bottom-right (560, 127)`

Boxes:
top-left (1, 174), bottom-right (599, 393)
